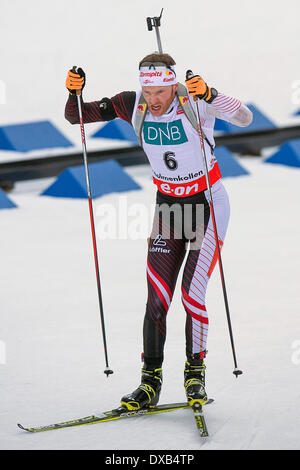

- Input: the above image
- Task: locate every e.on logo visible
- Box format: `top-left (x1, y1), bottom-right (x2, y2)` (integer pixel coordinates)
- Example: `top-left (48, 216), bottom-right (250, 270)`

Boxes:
top-left (0, 340), bottom-right (6, 365)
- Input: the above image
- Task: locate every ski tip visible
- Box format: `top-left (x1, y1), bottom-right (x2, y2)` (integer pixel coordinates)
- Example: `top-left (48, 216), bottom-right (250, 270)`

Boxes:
top-left (17, 423), bottom-right (29, 432)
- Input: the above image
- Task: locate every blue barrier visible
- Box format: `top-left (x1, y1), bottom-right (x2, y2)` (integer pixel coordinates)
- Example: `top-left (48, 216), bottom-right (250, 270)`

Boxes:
top-left (91, 119), bottom-right (138, 144)
top-left (0, 121), bottom-right (73, 152)
top-left (41, 159), bottom-right (141, 198)
top-left (215, 146), bottom-right (249, 177)
top-left (264, 139), bottom-right (300, 168)
top-left (0, 188), bottom-right (17, 209)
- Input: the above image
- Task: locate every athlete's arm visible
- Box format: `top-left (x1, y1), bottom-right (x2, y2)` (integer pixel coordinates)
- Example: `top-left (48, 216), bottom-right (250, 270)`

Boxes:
top-left (206, 93), bottom-right (253, 127)
top-left (184, 73), bottom-right (252, 127)
top-left (64, 92), bottom-right (136, 125)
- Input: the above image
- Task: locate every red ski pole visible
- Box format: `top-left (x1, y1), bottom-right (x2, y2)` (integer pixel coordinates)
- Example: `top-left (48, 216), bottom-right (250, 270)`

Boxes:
top-left (73, 67), bottom-right (113, 377)
top-left (186, 70), bottom-right (243, 378)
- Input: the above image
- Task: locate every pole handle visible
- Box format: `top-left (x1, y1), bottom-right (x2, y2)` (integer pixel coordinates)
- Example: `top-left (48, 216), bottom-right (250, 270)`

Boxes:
top-left (71, 65), bottom-right (82, 96)
top-left (186, 70), bottom-right (198, 102)
top-left (186, 69), bottom-right (194, 80)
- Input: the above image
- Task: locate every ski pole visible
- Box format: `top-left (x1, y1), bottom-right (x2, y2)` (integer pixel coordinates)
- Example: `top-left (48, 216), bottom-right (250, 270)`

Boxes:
top-left (186, 70), bottom-right (243, 378)
top-left (72, 66), bottom-right (113, 378)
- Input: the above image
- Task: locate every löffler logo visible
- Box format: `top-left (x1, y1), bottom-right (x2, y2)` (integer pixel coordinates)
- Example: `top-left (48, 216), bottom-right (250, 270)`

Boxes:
top-left (149, 234), bottom-right (171, 254)
top-left (153, 234), bottom-right (167, 246)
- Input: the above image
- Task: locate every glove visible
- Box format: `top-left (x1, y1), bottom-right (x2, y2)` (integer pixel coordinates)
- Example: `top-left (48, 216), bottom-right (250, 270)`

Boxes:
top-left (66, 67), bottom-right (86, 95)
top-left (185, 75), bottom-right (217, 103)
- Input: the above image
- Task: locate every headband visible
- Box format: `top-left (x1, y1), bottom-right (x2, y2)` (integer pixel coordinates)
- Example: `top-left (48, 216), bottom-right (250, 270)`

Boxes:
top-left (139, 62), bottom-right (177, 87)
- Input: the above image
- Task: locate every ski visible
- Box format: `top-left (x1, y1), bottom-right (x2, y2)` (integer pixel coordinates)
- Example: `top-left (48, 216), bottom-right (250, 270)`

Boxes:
top-left (191, 402), bottom-right (209, 437)
top-left (17, 399), bottom-right (213, 433)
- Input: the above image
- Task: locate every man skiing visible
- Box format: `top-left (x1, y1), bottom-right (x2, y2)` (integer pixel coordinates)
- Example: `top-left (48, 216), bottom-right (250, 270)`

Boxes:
top-left (65, 53), bottom-right (252, 411)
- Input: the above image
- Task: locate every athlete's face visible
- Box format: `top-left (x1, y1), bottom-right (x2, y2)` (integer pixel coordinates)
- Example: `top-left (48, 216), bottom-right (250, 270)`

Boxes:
top-left (142, 84), bottom-right (179, 116)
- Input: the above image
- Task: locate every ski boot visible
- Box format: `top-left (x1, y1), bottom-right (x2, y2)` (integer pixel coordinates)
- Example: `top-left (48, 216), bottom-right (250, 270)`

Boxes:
top-left (184, 353), bottom-right (207, 407)
top-left (121, 365), bottom-right (163, 411)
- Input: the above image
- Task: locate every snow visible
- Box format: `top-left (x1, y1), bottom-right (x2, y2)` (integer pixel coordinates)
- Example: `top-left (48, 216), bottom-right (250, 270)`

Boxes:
top-left (1, 158), bottom-right (300, 450)
top-left (1, 0), bottom-right (300, 452)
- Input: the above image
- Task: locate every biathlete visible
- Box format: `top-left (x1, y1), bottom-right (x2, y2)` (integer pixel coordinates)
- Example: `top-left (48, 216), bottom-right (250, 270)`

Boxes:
top-left (65, 52), bottom-right (252, 410)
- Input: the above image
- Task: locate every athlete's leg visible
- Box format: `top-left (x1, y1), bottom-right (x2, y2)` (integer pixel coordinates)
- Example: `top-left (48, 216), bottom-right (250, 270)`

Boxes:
top-left (143, 198), bottom-right (186, 367)
top-left (182, 181), bottom-right (230, 359)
